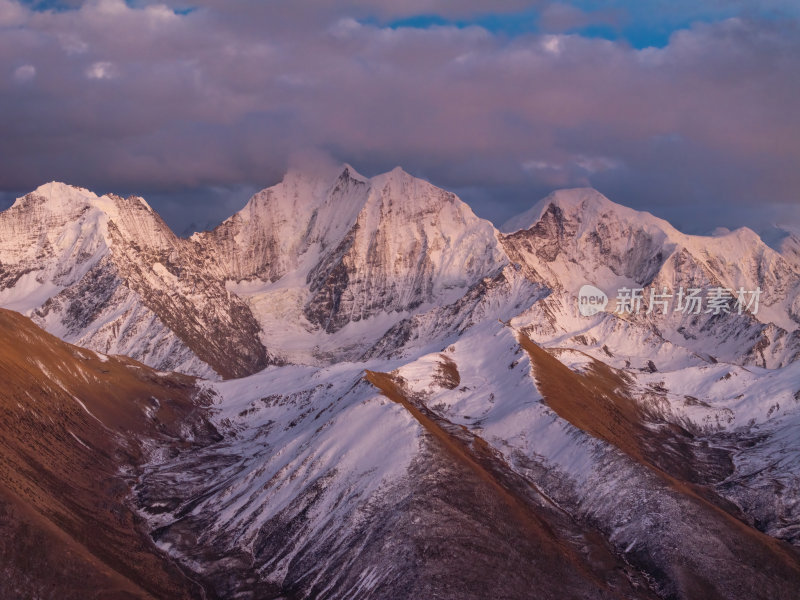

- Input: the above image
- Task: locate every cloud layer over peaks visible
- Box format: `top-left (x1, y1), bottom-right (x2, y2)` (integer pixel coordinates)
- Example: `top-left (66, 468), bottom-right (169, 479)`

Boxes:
top-left (1, 0), bottom-right (799, 235)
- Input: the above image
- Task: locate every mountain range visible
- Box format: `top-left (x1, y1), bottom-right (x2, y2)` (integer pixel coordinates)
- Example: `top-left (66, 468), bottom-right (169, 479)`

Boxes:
top-left (1, 165), bottom-right (799, 599)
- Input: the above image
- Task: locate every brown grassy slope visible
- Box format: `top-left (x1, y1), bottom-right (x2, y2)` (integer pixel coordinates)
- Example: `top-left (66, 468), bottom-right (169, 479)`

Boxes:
top-left (433, 353), bottom-right (460, 389)
top-left (518, 330), bottom-right (800, 599)
top-left (0, 308), bottom-right (212, 600)
top-left (518, 335), bottom-right (651, 464)
top-left (364, 369), bottom-right (660, 600)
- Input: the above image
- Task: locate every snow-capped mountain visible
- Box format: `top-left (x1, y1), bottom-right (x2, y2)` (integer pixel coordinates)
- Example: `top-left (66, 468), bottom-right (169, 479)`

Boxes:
top-left (501, 188), bottom-right (800, 370)
top-left (0, 168), bottom-right (507, 372)
top-left (196, 165), bottom-right (507, 364)
top-left (3, 169), bottom-right (800, 599)
top-left (0, 182), bottom-right (269, 379)
top-left (9, 174), bottom-right (794, 379)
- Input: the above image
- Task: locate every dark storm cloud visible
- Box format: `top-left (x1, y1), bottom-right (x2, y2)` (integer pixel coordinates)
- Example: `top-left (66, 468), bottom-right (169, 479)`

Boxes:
top-left (1, 0), bottom-right (798, 235)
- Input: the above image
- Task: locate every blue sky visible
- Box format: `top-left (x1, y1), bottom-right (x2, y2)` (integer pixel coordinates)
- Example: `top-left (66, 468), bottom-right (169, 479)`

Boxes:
top-left (381, 1), bottom-right (799, 48)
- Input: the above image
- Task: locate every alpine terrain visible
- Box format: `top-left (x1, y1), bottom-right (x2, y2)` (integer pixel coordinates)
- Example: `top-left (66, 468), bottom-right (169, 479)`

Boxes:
top-left (2, 165), bottom-right (800, 599)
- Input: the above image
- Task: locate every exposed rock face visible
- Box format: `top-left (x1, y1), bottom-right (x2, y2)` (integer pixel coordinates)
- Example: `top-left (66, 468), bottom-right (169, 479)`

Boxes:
top-left (302, 168), bottom-right (504, 332)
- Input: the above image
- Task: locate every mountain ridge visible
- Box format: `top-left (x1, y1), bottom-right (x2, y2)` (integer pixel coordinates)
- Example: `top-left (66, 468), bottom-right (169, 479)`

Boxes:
top-left (2, 169), bottom-right (799, 378)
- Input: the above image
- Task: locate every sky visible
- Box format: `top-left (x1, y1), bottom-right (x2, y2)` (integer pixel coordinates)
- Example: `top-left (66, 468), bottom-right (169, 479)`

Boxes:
top-left (1, 0), bottom-right (799, 238)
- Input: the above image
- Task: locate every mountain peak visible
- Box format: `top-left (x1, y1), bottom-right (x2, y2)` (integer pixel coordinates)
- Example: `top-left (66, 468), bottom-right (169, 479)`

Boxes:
top-left (280, 162), bottom-right (368, 192)
top-left (34, 181), bottom-right (96, 198)
top-left (339, 163), bottom-right (367, 182)
top-left (544, 187), bottom-right (613, 210)
top-left (371, 166), bottom-right (434, 196)
top-left (502, 188), bottom-right (616, 233)
top-left (10, 183), bottom-right (162, 232)
top-left (16, 181), bottom-right (98, 212)
top-left (389, 165), bottom-right (408, 176)
top-left (501, 187), bottom-right (679, 237)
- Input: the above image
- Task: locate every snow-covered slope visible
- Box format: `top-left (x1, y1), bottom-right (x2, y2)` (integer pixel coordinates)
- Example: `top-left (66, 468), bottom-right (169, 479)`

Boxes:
top-left (781, 233), bottom-right (800, 270)
top-left (136, 353), bottom-right (663, 599)
top-left (127, 314), bottom-right (800, 598)
top-left (385, 322), bottom-right (800, 598)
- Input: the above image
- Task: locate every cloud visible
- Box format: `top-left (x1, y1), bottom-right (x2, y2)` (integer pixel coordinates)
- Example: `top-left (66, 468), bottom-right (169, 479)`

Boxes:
top-left (0, 0), bottom-right (797, 235)
top-left (85, 60), bottom-right (116, 79)
top-left (12, 63), bottom-right (36, 82)
top-left (0, 0), bottom-right (26, 27)
top-left (575, 155), bottom-right (623, 174)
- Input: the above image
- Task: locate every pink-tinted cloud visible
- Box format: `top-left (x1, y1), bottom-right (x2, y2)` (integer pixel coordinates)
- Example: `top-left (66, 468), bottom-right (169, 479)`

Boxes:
top-left (0, 0), bottom-right (798, 235)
